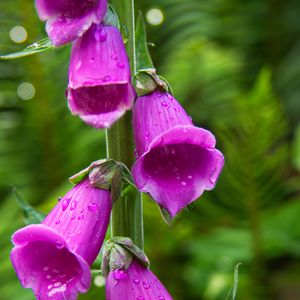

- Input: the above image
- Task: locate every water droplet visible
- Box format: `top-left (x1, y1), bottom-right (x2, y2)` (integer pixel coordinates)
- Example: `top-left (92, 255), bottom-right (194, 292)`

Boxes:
top-left (54, 282), bottom-right (62, 287)
top-left (117, 62), bottom-right (125, 69)
top-left (55, 241), bottom-right (64, 250)
top-left (94, 29), bottom-right (107, 42)
top-left (134, 149), bottom-right (139, 158)
top-left (209, 178), bottom-right (216, 185)
top-left (142, 282), bottom-right (151, 289)
top-left (55, 220), bottom-right (60, 225)
top-left (88, 203), bottom-right (98, 212)
top-left (76, 61), bottom-right (82, 70)
top-left (161, 101), bottom-right (170, 108)
top-left (82, 24), bottom-right (89, 31)
top-left (181, 181), bottom-right (187, 186)
top-left (62, 197), bottom-right (71, 211)
top-left (103, 75), bottom-right (111, 82)
top-left (111, 53), bottom-right (118, 60)
top-left (113, 269), bottom-right (127, 280)
top-left (78, 213), bottom-right (84, 220)
top-left (48, 284), bottom-right (53, 290)
top-left (132, 275), bottom-right (140, 284)
top-left (70, 201), bottom-right (77, 210)
top-left (188, 175), bottom-right (193, 179)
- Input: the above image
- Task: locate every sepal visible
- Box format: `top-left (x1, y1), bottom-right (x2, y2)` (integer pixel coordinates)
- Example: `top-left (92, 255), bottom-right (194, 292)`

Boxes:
top-left (101, 237), bottom-right (149, 279)
top-left (104, 4), bottom-right (120, 29)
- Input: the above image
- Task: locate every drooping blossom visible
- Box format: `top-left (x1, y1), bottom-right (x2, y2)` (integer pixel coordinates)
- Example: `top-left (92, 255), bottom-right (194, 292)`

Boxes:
top-left (35, 0), bottom-right (107, 46)
top-left (67, 24), bottom-right (135, 129)
top-left (106, 259), bottom-right (173, 300)
top-left (10, 179), bottom-right (111, 300)
top-left (132, 90), bottom-right (224, 217)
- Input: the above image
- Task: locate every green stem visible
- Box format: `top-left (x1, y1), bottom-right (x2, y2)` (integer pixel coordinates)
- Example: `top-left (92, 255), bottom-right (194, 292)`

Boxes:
top-left (106, 0), bottom-right (143, 249)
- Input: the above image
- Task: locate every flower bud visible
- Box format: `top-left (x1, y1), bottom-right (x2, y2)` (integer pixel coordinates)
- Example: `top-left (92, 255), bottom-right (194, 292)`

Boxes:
top-left (10, 178), bottom-right (112, 299)
top-left (132, 90), bottom-right (224, 218)
top-left (67, 24), bottom-right (135, 129)
top-left (35, 0), bottom-right (108, 46)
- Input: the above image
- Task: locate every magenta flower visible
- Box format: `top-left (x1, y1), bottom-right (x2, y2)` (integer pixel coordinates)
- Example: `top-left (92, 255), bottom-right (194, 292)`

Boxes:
top-left (106, 259), bottom-right (173, 300)
top-left (35, 0), bottom-right (107, 46)
top-left (10, 179), bottom-right (111, 300)
top-left (66, 24), bottom-right (135, 129)
top-left (132, 90), bottom-right (224, 218)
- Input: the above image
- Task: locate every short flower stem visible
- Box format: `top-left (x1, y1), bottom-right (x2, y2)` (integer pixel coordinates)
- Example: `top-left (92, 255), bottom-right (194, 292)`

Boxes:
top-left (106, 0), bottom-right (144, 249)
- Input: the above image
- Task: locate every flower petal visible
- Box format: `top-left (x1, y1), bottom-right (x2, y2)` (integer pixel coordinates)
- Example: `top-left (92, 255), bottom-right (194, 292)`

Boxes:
top-left (67, 24), bottom-right (135, 128)
top-left (106, 260), bottom-right (173, 300)
top-left (11, 224), bottom-right (91, 300)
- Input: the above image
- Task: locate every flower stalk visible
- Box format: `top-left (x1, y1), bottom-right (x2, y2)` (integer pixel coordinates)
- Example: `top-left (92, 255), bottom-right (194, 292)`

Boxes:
top-left (106, 0), bottom-right (144, 249)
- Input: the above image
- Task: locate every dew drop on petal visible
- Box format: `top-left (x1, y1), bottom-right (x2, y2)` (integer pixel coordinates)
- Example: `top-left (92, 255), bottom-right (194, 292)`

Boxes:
top-left (161, 101), bottom-right (170, 108)
top-left (94, 29), bottom-right (107, 42)
top-left (70, 201), bottom-right (78, 211)
top-left (111, 53), bottom-right (118, 60)
top-left (132, 275), bottom-right (140, 284)
top-left (142, 282), bottom-right (151, 289)
top-left (54, 282), bottom-right (62, 287)
top-left (55, 241), bottom-right (64, 250)
top-left (117, 62), bottom-right (125, 69)
top-left (62, 197), bottom-right (71, 211)
top-left (188, 175), bottom-right (193, 179)
top-left (181, 181), bottom-right (187, 186)
top-left (134, 149), bottom-right (139, 158)
top-left (88, 203), bottom-right (98, 212)
top-left (113, 269), bottom-right (127, 280)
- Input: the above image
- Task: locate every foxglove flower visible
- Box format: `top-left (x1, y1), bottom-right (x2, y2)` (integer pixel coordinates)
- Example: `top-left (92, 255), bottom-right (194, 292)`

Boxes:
top-left (10, 179), bottom-right (111, 300)
top-left (35, 0), bottom-right (107, 46)
top-left (132, 90), bottom-right (224, 217)
top-left (67, 24), bottom-right (135, 129)
top-left (106, 259), bottom-right (173, 300)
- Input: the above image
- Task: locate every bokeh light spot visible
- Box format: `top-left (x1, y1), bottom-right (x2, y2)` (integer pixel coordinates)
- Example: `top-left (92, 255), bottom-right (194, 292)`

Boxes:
top-left (9, 26), bottom-right (27, 43)
top-left (17, 82), bottom-right (35, 100)
top-left (146, 8), bottom-right (164, 26)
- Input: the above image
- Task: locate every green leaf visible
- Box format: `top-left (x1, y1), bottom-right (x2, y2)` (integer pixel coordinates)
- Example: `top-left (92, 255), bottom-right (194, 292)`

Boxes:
top-left (225, 263), bottom-right (242, 300)
top-left (104, 4), bottom-right (120, 29)
top-left (0, 38), bottom-right (54, 60)
top-left (159, 206), bottom-right (173, 226)
top-left (12, 186), bottom-right (45, 225)
top-left (135, 12), bottom-right (155, 73)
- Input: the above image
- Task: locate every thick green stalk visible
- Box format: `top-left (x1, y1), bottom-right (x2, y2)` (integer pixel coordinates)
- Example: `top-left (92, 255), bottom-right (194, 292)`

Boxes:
top-left (106, 0), bottom-right (143, 249)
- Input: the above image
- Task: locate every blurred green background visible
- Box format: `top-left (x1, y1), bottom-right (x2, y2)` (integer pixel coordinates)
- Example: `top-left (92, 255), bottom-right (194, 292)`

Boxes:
top-left (1, 0), bottom-right (300, 299)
